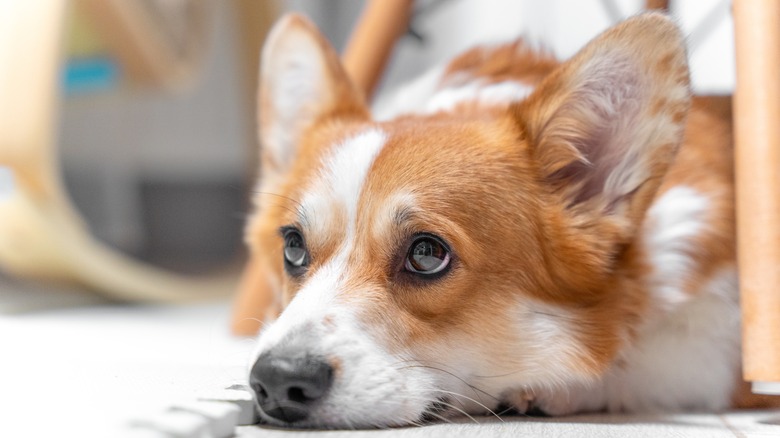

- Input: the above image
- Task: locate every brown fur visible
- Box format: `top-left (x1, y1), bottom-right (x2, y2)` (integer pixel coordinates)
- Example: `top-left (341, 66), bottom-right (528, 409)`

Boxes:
top-left (239, 13), bottom-right (780, 414)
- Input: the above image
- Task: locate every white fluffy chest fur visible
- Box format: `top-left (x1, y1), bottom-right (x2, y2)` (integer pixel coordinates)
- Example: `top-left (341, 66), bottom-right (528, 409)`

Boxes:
top-left (535, 187), bottom-right (741, 415)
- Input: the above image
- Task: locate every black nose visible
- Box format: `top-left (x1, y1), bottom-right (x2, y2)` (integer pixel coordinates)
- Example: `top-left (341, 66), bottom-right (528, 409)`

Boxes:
top-left (250, 352), bottom-right (334, 424)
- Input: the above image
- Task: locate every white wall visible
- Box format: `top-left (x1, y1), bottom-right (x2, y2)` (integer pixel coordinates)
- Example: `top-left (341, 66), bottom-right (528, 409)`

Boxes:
top-left (373, 0), bottom-right (734, 97)
top-left (59, 1), bottom-right (249, 250)
top-left (60, 1), bottom-right (248, 183)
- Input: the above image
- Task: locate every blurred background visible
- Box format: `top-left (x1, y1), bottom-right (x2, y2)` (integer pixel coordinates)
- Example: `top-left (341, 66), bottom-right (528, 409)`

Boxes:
top-left (54, 0), bottom-right (732, 280)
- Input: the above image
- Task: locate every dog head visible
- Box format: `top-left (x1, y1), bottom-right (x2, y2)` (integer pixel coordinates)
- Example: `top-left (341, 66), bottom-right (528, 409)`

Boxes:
top-left (246, 13), bottom-right (690, 428)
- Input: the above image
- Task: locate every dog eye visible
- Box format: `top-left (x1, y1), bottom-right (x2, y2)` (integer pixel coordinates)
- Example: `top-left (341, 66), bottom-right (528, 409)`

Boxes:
top-left (405, 235), bottom-right (451, 276)
top-left (283, 229), bottom-right (308, 275)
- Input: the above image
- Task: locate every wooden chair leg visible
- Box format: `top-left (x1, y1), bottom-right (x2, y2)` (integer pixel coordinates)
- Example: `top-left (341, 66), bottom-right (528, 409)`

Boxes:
top-left (0, 1), bottom-right (233, 303)
top-left (342, 0), bottom-right (414, 101)
top-left (645, 0), bottom-right (670, 11)
top-left (733, 0), bottom-right (780, 394)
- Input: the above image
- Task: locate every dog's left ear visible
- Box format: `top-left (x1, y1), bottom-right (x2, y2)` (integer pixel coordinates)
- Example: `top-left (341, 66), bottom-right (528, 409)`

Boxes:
top-left (258, 14), bottom-right (368, 182)
top-left (516, 13), bottom-right (690, 232)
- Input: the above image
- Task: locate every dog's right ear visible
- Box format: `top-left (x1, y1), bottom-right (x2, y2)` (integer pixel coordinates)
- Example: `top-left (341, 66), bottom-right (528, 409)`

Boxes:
top-left (258, 14), bottom-right (368, 181)
top-left (516, 13), bottom-right (690, 236)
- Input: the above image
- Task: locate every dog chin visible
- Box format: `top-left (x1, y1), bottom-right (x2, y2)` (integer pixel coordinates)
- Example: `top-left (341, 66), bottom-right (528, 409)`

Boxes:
top-left (257, 388), bottom-right (497, 429)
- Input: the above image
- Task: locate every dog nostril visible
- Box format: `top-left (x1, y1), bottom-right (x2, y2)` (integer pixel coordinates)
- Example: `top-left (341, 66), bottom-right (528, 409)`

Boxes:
top-left (287, 386), bottom-right (307, 404)
top-left (250, 353), bottom-right (334, 424)
top-left (252, 383), bottom-right (269, 402)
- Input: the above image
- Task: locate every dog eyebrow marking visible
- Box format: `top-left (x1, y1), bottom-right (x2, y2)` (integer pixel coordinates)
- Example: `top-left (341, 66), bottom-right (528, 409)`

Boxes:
top-left (366, 191), bottom-right (420, 244)
top-left (299, 129), bottom-right (388, 246)
top-left (296, 203), bottom-right (311, 230)
top-left (393, 204), bottom-right (415, 227)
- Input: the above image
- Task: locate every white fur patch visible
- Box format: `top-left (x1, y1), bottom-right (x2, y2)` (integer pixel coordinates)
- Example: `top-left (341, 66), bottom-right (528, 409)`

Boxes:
top-left (298, 129), bottom-right (387, 240)
top-left (373, 66), bottom-right (535, 120)
top-left (606, 268), bottom-right (741, 412)
top-left (510, 300), bottom-right (591, 388)
top-left (373, 65), bottom-right (445, 120)
top-left (425, 80), bottom-right (535, 113)
top-left (529, 186), bottom-right (735, 416)
top-left (644, 186), bottom-right (710, 308)
top-left (251, 259), bottom-right (341, 355)
top-left (535, 268), bottom-right (741, 415)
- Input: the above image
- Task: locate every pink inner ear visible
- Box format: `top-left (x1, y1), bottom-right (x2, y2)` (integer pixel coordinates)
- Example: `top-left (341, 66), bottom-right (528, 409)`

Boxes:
top-left (545, 55), bottom-right (644, 207)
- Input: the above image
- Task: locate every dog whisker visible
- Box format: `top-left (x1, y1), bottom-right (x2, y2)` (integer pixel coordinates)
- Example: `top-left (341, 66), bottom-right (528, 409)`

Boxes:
top-left (252, 191), bottom-right (304, 209)
top-left (368, 394), bottom-right (451, 428)
top-left (251, 191), bottom-right (305, 217)
top-left (430, 389), bottom-right (504, 422)
top-left (236, 316), bottom-right (266, 327)
top-left (395, 361), bottom-right (501, 405)
top-left (417, 410), bottom-right (453, 426)
top-left (394, 395), bottom-right (460, 425)
top-left (428, 399), bottom-right (480, 424)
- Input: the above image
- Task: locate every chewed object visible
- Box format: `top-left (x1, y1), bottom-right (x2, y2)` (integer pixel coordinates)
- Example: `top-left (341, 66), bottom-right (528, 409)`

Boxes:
top-left (126, 383), bottom-right (257, 438)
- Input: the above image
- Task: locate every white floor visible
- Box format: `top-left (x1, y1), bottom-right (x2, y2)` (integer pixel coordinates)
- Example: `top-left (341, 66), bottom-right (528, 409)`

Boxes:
top-left (239, 411), bottom-right (780, 438)
top-left (2, 277), bottom-right (780, 438)
top-left (0, 277), bottom-right (251, 438)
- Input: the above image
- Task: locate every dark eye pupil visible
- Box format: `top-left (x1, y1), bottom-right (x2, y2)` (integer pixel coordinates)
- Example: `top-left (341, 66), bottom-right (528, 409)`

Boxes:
top-left (284, 232), bottom-right (307, 268)
top-left (408, 237), bottom-right (449, 274)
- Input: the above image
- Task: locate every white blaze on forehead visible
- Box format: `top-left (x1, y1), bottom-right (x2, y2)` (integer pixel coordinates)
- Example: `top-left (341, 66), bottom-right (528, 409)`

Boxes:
top-left (299, 129), bottom-right (387, 239)
top-left (254, 129), bottom-right (388, 357)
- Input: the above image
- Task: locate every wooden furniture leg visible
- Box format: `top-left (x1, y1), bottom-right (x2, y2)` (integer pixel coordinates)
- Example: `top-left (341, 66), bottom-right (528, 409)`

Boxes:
top-left (78, 0), bottom-right (215, 90)
top-left (0, 1), bottom-right (232, 302)
top-left (733, 0), bottom-right (780, 395)
top-left (342, 0), bottom-right (414, 100)
top-left (645, 0), bottom-right (670, 11)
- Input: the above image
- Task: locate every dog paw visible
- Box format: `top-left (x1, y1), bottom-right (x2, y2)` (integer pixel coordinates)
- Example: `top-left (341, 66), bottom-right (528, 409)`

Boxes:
top-left (500, 389), bottom-right (536, 414)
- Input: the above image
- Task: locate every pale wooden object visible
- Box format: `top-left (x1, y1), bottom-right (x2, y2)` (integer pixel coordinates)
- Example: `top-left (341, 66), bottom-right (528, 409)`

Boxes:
top-left (78, 0), bottom-right (213, 90)
top-left (342, 0), bottom-right (414, 100)
top-left (233, 0), bottom-right (281, 183)
top-left (733, 0), bottom-right (780, 389)
top-left (0, 0), bottom-right (232, 302)
top-left (645, 0), bottom-right (670, 11)
top-left (229, 0), bottom-right (282, 336)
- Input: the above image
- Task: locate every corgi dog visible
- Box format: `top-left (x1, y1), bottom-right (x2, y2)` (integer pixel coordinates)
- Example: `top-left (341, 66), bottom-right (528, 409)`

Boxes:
top-left (242, 12), bottom-right (778, 428)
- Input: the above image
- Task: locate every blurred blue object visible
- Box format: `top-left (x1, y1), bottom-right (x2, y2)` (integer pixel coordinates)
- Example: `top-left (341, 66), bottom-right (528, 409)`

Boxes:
top-left (62, 57), bottom-right (119, 96)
